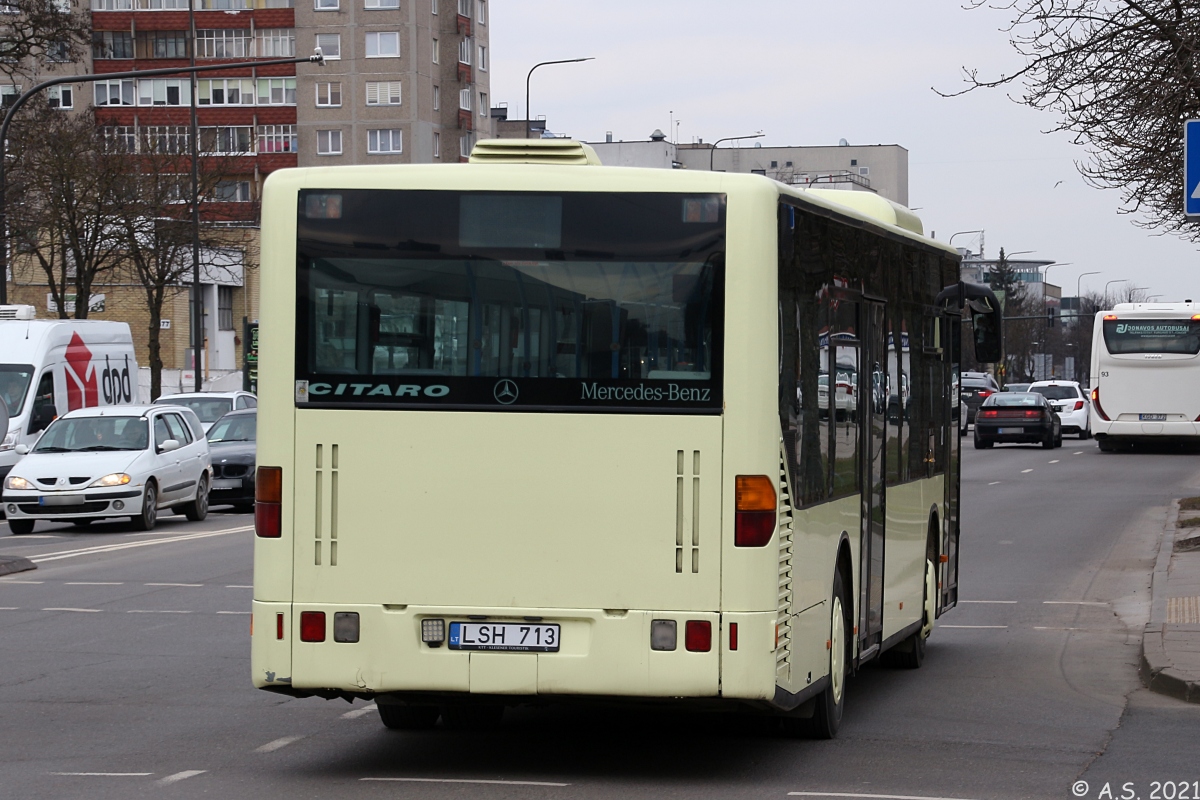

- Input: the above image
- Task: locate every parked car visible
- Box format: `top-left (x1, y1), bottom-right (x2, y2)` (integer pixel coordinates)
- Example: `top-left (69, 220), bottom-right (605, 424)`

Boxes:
top-left (817, 372), bottom-right (856, 420)
top-left (961, 372), bottom-right (1001, 423)
top-left (1027, 380), bottom-right (1091, 438)
top-left (2, 405), bottom-right (211, 534)
top-left (973, 392), bottom-right (1062, 450)
top-left (154, 391), bottom-right (256, 433)
top-left (206, 408), bottom-right (256, 511)
top-left (1003, 382), bottom-right (1032, 393)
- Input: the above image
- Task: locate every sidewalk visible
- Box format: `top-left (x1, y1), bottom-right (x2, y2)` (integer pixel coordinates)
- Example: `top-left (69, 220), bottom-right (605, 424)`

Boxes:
top-left (1140, 499), bottom-right (1200, 702)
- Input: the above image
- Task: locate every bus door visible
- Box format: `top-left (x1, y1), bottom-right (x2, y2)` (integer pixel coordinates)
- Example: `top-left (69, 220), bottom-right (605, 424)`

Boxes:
top-left (859, 300), bottom-right (887, 659)
top-left (941, 311), bottom-right (961, 613)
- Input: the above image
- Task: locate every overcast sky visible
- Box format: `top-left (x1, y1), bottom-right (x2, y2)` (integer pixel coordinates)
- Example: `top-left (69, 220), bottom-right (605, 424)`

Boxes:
top-left (490, 1), bottom-right (1198, 303)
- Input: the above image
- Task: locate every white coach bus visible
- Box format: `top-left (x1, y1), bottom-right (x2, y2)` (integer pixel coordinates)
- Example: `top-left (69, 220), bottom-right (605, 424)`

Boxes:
top-left (250, 139), bottom-right (1002, 737)
top-left (1090, 301), bottom-right (1200, 451)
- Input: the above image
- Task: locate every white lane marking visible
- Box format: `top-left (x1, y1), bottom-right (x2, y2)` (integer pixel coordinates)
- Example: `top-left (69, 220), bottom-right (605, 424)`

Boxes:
top-left (1034, 626), bottom-right (1081, 630)
top-left (937, 625), bottom-right (1008, 629)
top-left (0, 607), bottom-right (19, 610)
top-left (50, 772), bottom-right (153, 777)
top-left (127, 610), bottom-right (192, 614)
top-left (0, 580), bottom-right (44, 584)
top-left (341, 703), bottom-right (378, 719)
top-left (156, 770), bottom-right (206, 785)
top-left (9, 534), bottom-right (62, 538)
top-left (145, 583), bottom-right (203, 587)
top-left (1049, 459), bottom-right (1060, 463)
top-left (361, 778), bottom-right (570, 787)
top-left (1021, 468), bottom-right (1033, 473)
top-left (988, 481), bottom-right (1001, 485)
top-left (1043, 600), bottom-right (1109, 606)
top-left (960, 600), bottom-right (1017, 604)
top-left (255, 735), bottom-right (305, 753)
top-left (66, 582), bottom-right (124, 586)
top-left (789, 793), bottom-right (979, 800)
top-left (42, 607), bottom-right (100, 613)
top-left (217, 610), bottom-right (250, 615)
top-left (225, 585), bottom-right (252, 588)
top-left (30, 526), bottom-right (252, 564)
top-left (1074, 451), bottom-right (1084, 454)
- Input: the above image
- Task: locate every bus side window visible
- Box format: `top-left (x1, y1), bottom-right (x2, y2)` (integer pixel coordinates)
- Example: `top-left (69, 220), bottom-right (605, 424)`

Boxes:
top-left (27, 372), bottom-right (57, 434)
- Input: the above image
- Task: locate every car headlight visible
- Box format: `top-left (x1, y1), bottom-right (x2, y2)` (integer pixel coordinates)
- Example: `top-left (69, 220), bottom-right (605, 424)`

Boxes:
top-left (89, 473), bottom-right (132, 488)
top-left (4, 475), bottom-right (33, 491)
top-left (0, 429), bottom-right (16, 452)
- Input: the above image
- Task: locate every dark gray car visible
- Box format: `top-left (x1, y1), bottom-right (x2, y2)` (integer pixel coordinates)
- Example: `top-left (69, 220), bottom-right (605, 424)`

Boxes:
top-left (961, 373), bottom-right (1001, 423)
top-left (205, 409), bottom-right (256, 511)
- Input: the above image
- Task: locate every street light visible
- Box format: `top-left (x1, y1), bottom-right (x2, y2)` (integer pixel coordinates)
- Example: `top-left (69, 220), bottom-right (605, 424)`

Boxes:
top-left (1103, 279), bottom-right (1130, 307)
top-left (524, 58), bottom-right (594, 139)
top-left (1075, 270), bottom-right (1101, 321)
top-left (708, 133), bottom-right (765, 171)
top-left (948, 229), bottom-right (984, 255)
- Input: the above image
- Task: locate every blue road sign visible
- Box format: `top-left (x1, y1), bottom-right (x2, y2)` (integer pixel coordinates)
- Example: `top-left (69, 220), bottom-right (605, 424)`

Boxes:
top-left (1186, 120), bottom-right (1200, 217)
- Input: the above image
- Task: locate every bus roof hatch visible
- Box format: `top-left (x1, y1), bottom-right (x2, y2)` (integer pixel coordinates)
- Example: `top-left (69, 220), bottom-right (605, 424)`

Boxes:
top-left (469, 138), bottom-right (603, 166)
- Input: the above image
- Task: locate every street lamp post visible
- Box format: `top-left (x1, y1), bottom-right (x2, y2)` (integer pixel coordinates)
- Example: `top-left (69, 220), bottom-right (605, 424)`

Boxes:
top-left (0, 53), bottom-right (325, 307)
top-left (1103, 279), bottom-right (1130, 307)
top-left (1075, 270), bottom-right (1101, 321)
top-left (708, 133), bottom-right (765, 171)
top-left (524, 58), bottom-right (594, 140)
top-left (948, 229), bottom-right (984, 255)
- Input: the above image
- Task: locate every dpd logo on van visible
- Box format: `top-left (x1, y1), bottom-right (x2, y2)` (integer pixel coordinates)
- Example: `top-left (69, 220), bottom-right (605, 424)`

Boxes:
top-left (64, 333), bottom-right (98, 411)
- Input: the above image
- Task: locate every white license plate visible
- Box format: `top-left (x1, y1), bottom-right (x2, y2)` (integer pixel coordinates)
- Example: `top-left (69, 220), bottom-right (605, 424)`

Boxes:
top-left (448, 622), bottom-right (560, 652)
top-left (996, 428), bottom-right (1024, 434)
top-left (212, 478), bottom-right (242, 489)
top-left (1139, 414), bottom-right (1167, 421)
top-left (39, 494), bottom-right (86, 506)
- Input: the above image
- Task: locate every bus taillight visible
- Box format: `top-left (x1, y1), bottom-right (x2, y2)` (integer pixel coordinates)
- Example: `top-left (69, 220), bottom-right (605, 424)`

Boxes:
top-left (1091, 388), bottom-right (1110, 421)
top-left (256, 466), bottom-right (283, 538)
top-left (734, 475), bottom-right (776, 547)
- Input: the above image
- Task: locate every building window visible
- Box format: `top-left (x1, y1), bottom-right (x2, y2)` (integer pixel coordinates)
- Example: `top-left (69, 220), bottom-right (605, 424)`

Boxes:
top-left (432, 84), bottom-right (439, 110)
top-left (456, 0), bottom-right (469, 14)
top-left (257, 29), bottom-right (296, 57)
top-left (135, 30), bottom-right (188, 59)
top-left (365, 31), bottom-right (399, 57)
top-left (314, 0), bottom-right (337, 8)
top-left (91, 0), bottom-right (132, 9)
top-left (317, 129), bottom-right (342, 155)
top-left (257, 77), bottom-right (296, 105)
top-left (47, 85), bottom-right (73, 109)
top-left (315, 33), bottom-right (340, 59)
top-left (458, 87), bottom-right (470, 110)
top-left (137, 79), bottom-right (190, 106)
top-left (196, 29), bottom-right (251, 59)
top-left (431, 37), bottom-right (438, 63)
top-left (45, 40), bottom-right (71, 62)
top-left (258, 124), bottom-right (298, 153)
top-left (477, 0), bottom-right (484, 23)
top-left (315, 81), bottom-right (341, 106)
top-left (138, 0), bottom-right (190, 8)
top-left (200, 126), bottom-right (254, 154)
top-left (141, 126), bottom-right (190, 154)
top-left (213, 180), bottom-right (252, 203)
top-left (101, 125), bottom-right (137, 152)
top-left (367, 128), bottom-right (402, 154)
top-left (92, 31), bottom-right (133, 59)
top-left (196, 0), bottom-right (252, 8)
top-left (433, 131), bottom-right (439, 157)
top-left (459, 134), bottom-right (472, 158)
top-left (218, 286), bottom-right (235, 329)
top-left (95, 79), bottom-right (135, 106)
top-left (365, 80), bottom-right (400, 105)
top-left (478, 91), bottom-right (486, 117)
top-left (457, 37), bottom-right (471, 64)
top-left (365, 0), bottom-right (398, 7)
top-left (197, 78), bottom-right (254, 105)
top-left (477, 44), bottom-right (486, 70)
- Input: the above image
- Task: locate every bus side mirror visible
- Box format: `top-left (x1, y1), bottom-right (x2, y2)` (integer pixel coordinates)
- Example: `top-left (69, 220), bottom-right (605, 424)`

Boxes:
top-left (971, 305), bottom-right (1002, 363)
top-left (939, 282), bottom-right (1003, 365)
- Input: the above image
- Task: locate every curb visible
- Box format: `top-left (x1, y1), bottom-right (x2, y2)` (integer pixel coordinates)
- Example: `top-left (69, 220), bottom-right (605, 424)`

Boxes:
top-left (1140, 499), bottom-right (1200, 703)
top-left (0, 554), bottom-right (37, 577)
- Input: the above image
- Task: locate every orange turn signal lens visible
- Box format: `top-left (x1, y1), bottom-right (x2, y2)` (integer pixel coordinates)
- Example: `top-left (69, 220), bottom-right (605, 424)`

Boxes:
top-left (735, 475), bottom-right (776, 511)
top-left (1103, 314), bottom-right (1118, 320)
top-left (256, 466), bottom-right (282, 503)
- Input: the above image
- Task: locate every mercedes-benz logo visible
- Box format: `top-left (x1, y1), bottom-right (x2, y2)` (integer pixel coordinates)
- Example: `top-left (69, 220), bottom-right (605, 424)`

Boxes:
top-left (493, 379), bottom-right (519, 405)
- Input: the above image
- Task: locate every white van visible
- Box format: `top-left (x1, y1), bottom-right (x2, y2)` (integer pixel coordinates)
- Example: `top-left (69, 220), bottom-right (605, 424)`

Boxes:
top-left (0, 305), bottom-right (139, 488)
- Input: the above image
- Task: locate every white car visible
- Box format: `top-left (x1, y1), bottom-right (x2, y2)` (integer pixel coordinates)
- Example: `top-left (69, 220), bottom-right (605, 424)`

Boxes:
top-left (1027, 380), bottom-right (1091, 439)
top-left (817, 372), bottom-right (856, 420)
top-left (2, 405), bottom-right (212, 534)
top-left (154, 391), bottom-right (257, 432)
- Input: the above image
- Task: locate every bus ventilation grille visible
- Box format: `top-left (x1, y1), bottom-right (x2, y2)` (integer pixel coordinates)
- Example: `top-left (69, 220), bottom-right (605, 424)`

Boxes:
top-left (675, 449), bottom-right (701, 574)
top-left (468, 138), bottom-right (603, 166)
top-left (776, 443), bottom-right (794, 683)
top-left (313, 443), bottom-right (340, 567)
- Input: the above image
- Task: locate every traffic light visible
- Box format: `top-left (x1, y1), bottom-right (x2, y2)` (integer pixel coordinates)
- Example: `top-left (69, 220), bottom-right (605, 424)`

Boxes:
top-left (1047, 308), bottom-right (1057, 328)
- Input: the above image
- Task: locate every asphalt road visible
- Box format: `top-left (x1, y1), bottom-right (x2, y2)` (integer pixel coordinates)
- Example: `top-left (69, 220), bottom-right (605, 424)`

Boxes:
top-left (2, 441), bottom-right (1199, 800)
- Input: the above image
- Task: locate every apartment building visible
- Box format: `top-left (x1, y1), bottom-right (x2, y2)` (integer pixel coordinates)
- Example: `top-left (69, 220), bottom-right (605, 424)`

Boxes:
top-left (295, 0), bottom-right (492, 165)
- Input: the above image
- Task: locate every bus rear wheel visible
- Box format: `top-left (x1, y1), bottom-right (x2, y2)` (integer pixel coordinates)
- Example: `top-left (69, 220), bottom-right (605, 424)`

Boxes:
top-left (378, 704), bottom-right (440, 730)
top-left (790, 569), bottom-right (849, 739)
top-left (441, 704), bottom-right (504, 730)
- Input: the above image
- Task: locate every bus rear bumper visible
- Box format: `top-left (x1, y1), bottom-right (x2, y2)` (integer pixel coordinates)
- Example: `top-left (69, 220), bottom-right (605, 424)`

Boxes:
top-left (251, 601), bottom-right (778, 703)
top-left (1093, 419), bottom-right (1200, 440)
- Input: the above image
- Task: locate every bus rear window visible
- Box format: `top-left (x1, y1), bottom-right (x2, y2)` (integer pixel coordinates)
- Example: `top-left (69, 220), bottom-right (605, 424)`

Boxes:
top-left (296, 190), bottom-right (725, 413)
top-left (1102, 319), bottom-right (1200, 355)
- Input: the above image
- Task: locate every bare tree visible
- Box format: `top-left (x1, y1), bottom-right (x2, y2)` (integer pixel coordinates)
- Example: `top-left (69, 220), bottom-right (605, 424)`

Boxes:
top-left (5, 103), bottom-right (126, 317)
top-left (943, 1), bottom-right (1200, 239)
top-left (0, 0), bottom-right (91, 83)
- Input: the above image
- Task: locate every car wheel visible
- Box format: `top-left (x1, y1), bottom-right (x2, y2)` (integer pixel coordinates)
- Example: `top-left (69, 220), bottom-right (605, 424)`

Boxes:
top-left (1098, 438), bottom-right (1115, 452)
top-left (1081, 427), bottom-right (1091, 440)
top-left (184, 474), bottom-right (210, 522)
top-left (1042, 433), bottom-right (1055, 450)
top-left (8, 518), bottom-right (35, 535)
top-left (131, 482), bottom-right (158, 531)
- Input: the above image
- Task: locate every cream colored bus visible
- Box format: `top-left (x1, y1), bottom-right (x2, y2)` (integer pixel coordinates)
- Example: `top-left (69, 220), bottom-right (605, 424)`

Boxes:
top-left (251, 140), bottom-right (1002, 738)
